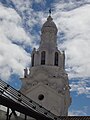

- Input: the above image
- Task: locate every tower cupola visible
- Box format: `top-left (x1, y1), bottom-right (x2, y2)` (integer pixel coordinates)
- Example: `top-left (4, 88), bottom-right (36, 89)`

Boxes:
top-left (30, 14), bottom-right (65, 67)
top-left (41, 15), bottom-right (58, 34)
top-left (40, 15), bottom-right (58, 49)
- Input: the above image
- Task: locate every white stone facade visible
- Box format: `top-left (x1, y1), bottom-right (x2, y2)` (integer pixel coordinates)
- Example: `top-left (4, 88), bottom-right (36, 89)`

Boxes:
top-left (20, 15), bottom-right (71, 116)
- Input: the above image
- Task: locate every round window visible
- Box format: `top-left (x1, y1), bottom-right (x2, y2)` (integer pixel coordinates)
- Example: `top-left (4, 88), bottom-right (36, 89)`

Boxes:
top-left (38, 94), bottom-right (44, 101)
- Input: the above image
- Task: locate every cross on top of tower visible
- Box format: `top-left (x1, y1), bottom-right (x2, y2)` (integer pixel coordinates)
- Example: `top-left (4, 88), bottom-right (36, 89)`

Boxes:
top-left (49, 9), bottom-right (51, 16)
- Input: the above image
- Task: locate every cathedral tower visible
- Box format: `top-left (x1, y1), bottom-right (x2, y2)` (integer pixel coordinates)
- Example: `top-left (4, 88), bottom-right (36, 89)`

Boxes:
top-left (21, 14), bottom-right (71, 116)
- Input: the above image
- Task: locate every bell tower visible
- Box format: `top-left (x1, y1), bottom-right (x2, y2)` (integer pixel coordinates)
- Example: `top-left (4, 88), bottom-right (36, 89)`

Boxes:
top-left (21, 13), bottom-right (71, 116)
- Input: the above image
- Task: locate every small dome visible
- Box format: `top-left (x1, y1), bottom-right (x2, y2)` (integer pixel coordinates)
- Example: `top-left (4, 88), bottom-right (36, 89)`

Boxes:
top-left (41, 16), bottom-right (58, 33)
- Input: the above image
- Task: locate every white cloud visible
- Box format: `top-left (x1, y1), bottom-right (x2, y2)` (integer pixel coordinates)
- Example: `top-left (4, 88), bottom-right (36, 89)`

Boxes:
top-left (11, 0), bottom-right (45, 44)
top-left (53, 4), bottom-right (90, 78)
top-left (70, 78), bottom-right (90, 97)
top-left (68, 109), bottom-right (87, 116)
top-left (0, 38), bottom-right (30, 80)
top-left (0, 5), bottom-right (20, 24)
top-left (0, 4), bottom-right (31, 81)
top-left (11, 0), bottom-right (43, 27)
top-left (0, 1), bottom-right (46, 81)
top-left (0, 3), bottom-right (33, 45)
top-left (51, 2), bottom-right (90, 97)
top-left (34, 0), bottom-right (46, 4)
top-left (11, 0), bottom-right (33, 12)
top-left (69, 106), bottom-right (88, 116)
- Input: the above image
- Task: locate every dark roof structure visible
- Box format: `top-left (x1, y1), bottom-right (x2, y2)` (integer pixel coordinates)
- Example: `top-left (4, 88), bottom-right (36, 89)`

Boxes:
top-left (60, 116), bottom-right (90, 120)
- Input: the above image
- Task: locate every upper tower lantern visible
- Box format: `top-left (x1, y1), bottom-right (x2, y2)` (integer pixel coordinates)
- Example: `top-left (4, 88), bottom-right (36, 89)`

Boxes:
top-left (30, 13), bottom-right (65, 68)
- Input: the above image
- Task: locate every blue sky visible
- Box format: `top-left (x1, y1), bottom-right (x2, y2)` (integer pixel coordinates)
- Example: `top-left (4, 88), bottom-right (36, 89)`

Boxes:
top-left (0, 0), bottom-right (90, 116)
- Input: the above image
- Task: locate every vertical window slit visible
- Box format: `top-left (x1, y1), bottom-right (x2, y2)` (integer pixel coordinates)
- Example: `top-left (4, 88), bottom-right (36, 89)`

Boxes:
top-left (32, 54), bottom-right (34, 67)
top-left (54, 52), bottom-right (58, 66)
top-left (41, 51), bottom-right (46, 65)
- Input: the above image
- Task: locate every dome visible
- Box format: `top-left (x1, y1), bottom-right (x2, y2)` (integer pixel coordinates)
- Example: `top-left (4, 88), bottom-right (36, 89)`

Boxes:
top-left (41, 16), bottom-right (58, 33)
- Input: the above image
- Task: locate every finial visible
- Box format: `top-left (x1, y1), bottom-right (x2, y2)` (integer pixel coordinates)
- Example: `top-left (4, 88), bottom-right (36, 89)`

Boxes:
top-left (49, 9), bottom-right (51, 16)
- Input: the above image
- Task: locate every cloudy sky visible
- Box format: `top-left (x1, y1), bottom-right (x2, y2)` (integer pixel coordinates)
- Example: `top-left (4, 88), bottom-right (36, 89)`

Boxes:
top-left (0, 0), bottom-right (90, 116)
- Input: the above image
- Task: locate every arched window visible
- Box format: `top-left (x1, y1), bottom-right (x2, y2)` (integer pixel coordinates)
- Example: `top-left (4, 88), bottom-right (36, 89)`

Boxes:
top-left (32, 54), bottom-right (34, 67)
top-left (41, 51), bottom-right (46, 65)
top-left (54, 52), bottom-right (58, 66)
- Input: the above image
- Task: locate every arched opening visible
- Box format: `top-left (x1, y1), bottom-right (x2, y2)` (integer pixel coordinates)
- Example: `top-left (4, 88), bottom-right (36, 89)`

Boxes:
top-left (41, 51), bottom-right (46, 65)
top-left (32, 54), bottom-right (34, 67)
top-left (54, 52), bottom-right (58, 66)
